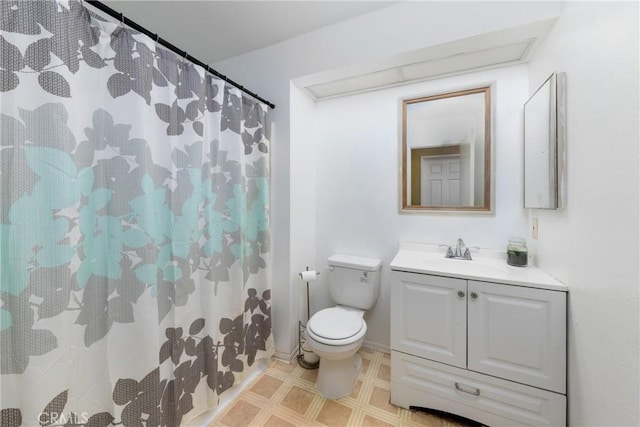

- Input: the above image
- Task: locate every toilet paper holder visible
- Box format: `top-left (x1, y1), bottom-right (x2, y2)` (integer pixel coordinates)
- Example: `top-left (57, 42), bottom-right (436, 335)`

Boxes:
top-left (299, 269), bottom-right (320, 281)
top-left (298, 266), bottom-right (320, 370)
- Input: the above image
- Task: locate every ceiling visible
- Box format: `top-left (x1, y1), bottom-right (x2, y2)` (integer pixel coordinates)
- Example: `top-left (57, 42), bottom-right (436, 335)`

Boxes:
top-left (100, 1), bottom-right (396, 64)
top-left (97, 1), bottom-right (556, 101)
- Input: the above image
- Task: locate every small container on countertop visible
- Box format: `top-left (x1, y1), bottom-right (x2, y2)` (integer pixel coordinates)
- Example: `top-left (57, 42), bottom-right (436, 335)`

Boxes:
top-left (507, 237), bottom-right (528, 267)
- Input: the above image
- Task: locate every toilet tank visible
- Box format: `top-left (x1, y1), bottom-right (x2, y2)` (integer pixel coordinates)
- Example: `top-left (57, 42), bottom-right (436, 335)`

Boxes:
top-left (327, 254), bottom-right (382, 310)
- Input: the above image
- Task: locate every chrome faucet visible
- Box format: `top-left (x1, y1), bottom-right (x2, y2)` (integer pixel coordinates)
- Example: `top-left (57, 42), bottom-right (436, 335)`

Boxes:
top-left (445, 238), bottom-right (472, 260)
top-left (454, 238), bottom-right (465, 257)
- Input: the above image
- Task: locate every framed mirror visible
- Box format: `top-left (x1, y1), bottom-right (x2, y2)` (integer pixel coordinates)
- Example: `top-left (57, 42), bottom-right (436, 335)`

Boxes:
top-left (401, 86), bottom-right (492, 212)
top-left (524, 72), bottom-right (566, 209)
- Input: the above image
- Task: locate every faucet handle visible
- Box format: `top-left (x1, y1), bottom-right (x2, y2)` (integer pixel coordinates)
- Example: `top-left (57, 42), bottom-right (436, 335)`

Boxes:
top-left (446, 247), bottom-right (454, 258)
top-left (463, 248), bottom-right (472, 260)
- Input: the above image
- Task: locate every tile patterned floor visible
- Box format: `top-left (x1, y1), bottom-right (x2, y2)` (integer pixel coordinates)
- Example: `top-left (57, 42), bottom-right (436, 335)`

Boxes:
top-left (210, 348), bottom-right (475, 427)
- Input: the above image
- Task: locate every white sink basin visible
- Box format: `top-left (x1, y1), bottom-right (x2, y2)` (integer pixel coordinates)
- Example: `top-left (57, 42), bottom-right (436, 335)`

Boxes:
top-left (423, 257), bottom-right (512, 277)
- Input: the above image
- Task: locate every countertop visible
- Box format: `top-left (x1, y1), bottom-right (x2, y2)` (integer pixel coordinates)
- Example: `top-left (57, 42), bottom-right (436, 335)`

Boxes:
top-left (390, 242), bottom-right (567, 292)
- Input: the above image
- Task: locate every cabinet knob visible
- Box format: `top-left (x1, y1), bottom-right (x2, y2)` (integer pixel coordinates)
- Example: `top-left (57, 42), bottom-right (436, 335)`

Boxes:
top-left (457, 291), bottom-right (465, 298)
top-left (470, 292), bottom-right (478, 299)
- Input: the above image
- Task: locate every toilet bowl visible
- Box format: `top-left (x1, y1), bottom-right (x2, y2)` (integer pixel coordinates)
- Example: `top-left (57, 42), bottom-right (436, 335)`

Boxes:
top-left (305, 254), bottom-right (381, 399)
top-left (305, 306), bottom-right (367, 399)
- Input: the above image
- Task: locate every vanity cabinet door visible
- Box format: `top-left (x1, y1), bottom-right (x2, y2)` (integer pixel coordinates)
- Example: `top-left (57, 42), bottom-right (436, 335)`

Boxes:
top-left (467, 281), bottom-right (567, 393)
top-left (391, 272), bottom-right (467, 368)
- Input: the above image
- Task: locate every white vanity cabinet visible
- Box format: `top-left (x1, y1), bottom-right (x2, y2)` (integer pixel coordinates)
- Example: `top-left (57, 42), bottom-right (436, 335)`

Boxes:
top-left (391, 273), bottom-right (467, 368)
top-left (390, 243), bottom-right (568, 427)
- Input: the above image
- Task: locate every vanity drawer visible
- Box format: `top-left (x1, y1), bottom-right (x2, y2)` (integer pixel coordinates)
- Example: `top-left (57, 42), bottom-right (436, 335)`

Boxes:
top-left (391, 351), bottom-right (566, 427)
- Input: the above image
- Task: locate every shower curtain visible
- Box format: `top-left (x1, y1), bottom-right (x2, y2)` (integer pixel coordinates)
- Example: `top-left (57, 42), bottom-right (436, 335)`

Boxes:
top-left (0, 1), bottom-right (272, 425)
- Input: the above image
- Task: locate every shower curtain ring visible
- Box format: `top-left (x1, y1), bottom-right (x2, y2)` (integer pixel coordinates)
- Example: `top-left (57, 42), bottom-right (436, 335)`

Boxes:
top-left (120, 13), bottom-right (124, 28)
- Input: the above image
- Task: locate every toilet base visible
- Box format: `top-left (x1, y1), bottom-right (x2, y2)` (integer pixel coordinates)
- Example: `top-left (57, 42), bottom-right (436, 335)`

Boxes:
top-left (316, 353), bottom-right (362, 399)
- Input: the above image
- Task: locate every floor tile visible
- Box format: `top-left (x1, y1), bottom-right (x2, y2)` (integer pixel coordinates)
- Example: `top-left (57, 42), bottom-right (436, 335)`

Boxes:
top-left (350, 379), bottom-right (363, 399)
top-left (362, 414), bottom-right (396, 427)
top-left (280, 385), bottom-right (315, 415)
top-left (315, 400), bottom-right (353, 426)
top-left (361, 357), bottom-right (371, 375)
top-left (300, 367), bottom-right (318, 384)
top-left (368, 386), bottom-right (398, 415)
top-left (210, 349), bottom-right (476, 427)
top-left (410, 409), bottom-right (446, 426)
top-left (360, 347), bottom-right (375, 358)
top-left (376, 364), bottom-right (391, 382)
top-left (272, 360), bottom-right (296, 373)
top-left (250, 374), bottom-right (284, 399)
top-left (262, 414), bottom-right (298, 427)
top-left (217, 399), bottom-right (261, 427)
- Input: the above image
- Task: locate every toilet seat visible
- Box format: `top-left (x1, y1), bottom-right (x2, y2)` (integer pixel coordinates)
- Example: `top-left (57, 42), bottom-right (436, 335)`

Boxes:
top-left (307, 307), bottom-right (366, 345)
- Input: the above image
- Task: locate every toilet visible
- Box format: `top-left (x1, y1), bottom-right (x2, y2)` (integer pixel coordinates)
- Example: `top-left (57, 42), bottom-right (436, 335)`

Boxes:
top-left (305, 254), bottom-right (382, 399)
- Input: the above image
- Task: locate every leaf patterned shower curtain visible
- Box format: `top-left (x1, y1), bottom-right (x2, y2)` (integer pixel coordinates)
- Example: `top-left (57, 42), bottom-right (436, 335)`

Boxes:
top-left (0, 1), bottom-right (272, 425)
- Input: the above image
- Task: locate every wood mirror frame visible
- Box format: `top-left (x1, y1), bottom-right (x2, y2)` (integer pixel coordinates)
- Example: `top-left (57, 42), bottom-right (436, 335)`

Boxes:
top-left (401, 86), bottom-right (492, 212)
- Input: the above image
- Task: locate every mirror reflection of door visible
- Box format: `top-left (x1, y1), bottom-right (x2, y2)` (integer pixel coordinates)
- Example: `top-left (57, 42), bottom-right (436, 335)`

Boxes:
top-left (410, 144), bottom-right (473, 206)
top-left (422, 155), bottom-right (461, 206)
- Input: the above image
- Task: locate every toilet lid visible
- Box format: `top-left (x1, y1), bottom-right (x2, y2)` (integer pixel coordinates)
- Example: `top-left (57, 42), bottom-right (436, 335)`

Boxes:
top-left (308, 308), bottom-right (364, 340)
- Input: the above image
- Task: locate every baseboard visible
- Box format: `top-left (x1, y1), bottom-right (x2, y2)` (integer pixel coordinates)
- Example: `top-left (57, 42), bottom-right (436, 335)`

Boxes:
top-left (275, 342), bottom-right (387, 363)
top-left (363, 340), bottom-right (391, 354)
top-left (274, 347), bottom-right (299, 364)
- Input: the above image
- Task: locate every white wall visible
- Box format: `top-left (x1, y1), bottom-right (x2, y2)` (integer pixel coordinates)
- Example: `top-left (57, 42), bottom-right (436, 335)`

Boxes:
top-left (214, 0), bottom-right (562, 360)
top-left (526, 2), bottom-right (639, 425)
top-left (289, 84), bottom-right (318, 357)
top-left (213, 1), bottom-right (639, 425)
top-left (309, 65), bottom-right (530, 348)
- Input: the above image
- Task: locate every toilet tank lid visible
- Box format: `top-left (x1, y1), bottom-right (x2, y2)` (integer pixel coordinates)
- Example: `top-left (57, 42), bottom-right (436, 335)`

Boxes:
top-left (328, 254), bottom-right (382, 271)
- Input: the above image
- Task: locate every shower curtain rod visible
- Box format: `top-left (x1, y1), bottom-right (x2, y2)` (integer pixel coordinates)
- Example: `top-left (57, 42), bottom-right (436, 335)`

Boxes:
top-left (85, 0), bottom-right (275, 109)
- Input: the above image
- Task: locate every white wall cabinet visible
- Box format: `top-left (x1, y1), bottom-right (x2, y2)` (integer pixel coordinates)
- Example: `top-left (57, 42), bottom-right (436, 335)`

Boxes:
top-left (390, 244), bottom-right (568, 427)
